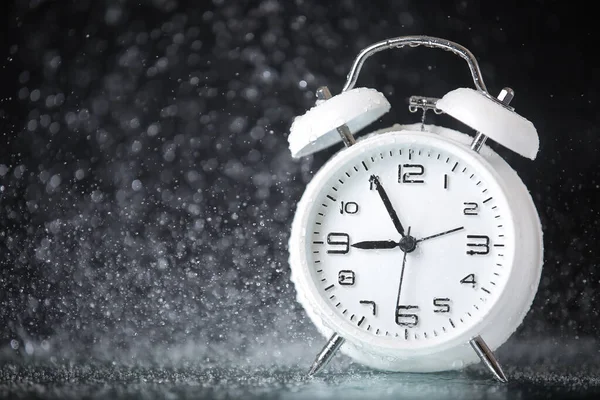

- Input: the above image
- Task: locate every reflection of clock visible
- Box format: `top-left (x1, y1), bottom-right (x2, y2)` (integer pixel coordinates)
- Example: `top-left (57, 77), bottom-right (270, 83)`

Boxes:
top-left (287, 37), bottom-right (543, 382)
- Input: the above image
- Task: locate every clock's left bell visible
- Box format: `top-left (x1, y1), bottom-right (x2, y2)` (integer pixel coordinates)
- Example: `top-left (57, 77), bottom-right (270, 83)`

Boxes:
top-left (288, 87), bottom-right (390, 158)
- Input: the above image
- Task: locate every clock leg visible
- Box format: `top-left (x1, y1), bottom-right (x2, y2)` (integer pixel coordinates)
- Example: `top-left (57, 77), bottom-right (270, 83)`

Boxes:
top-left (315, 86), bottom-right (356, 148)
top-left (469, 335), bottom-right (508, 383)
top-left (307, 333), bottom-right (346, 377)
top-left (470, 87), bottom-right (515, 152)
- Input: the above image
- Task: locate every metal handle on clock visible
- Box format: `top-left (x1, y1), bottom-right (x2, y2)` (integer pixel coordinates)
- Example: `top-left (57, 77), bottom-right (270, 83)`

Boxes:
top-left (340, 35), bottom-right (508, 153)
top-left (342, 36), bottom-right (488, 93)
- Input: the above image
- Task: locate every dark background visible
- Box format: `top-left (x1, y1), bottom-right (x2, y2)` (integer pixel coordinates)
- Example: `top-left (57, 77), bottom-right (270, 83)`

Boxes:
top-left (0, 0), bottom-right (599, 397)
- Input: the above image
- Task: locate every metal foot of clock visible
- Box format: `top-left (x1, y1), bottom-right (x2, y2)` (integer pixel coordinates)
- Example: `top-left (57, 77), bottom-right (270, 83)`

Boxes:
top-left (308, 333), bottom-right (509, 383)
top-left (469, 335), bottom-right (508, 383)
top-left (288, 35), bottom-right (543, 383)
top-left (308, 333), bottom-right (345, 377)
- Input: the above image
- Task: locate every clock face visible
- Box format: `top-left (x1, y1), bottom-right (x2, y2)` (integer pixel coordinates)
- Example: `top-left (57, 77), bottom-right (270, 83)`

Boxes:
top-left (303, 134), bottom-right (515, 349)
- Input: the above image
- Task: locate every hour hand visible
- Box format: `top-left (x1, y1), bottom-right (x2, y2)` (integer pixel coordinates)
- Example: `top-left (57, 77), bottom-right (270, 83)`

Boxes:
top-left (351, 240), bottom-right (399, 249)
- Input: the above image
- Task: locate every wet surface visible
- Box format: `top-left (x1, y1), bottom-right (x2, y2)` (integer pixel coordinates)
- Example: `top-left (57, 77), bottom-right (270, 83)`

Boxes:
top-left (2, 339), bottom-right (600, 399)
top-left (2, 364), bottom-right (600, 400)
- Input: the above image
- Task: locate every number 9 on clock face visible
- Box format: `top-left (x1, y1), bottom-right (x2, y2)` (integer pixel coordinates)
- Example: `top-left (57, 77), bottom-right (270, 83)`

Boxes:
top-left (289, 128), bottom-right (542, 371)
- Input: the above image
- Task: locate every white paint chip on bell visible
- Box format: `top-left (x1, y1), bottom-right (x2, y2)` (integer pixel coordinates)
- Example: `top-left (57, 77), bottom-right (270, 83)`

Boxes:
top-left (288, 88), bottom-right (391, 158)
top-left (437, 88), bottom-right (539, 160)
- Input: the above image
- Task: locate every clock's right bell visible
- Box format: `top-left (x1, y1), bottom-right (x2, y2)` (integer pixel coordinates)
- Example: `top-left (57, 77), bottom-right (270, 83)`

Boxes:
top-left (437, 88), bottom-right (539, 160)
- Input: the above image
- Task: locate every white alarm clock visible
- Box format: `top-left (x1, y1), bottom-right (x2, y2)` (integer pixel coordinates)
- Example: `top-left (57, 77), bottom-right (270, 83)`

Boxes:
top-left (287, 36), bottom-right (543, 382)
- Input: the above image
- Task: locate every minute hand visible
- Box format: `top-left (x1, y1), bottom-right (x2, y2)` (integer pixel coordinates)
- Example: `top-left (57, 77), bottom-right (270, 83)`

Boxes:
top-left (370, 175), bottom-right (405, 237)
top-left (417, 226), bottom-right (464, 243)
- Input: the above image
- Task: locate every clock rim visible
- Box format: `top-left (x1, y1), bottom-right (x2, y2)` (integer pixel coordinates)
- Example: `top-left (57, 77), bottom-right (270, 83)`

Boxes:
top-left (289, 126), bottom-right (543, 367)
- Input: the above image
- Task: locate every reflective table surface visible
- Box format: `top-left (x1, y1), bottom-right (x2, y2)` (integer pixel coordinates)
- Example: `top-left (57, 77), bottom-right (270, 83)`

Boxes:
top-left (2, 339), bottom-right (599, 400)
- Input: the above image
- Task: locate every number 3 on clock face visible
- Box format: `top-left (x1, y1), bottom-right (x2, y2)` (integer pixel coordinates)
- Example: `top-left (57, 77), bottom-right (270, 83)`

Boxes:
top-left (289, 128), bottom-right (543, 372)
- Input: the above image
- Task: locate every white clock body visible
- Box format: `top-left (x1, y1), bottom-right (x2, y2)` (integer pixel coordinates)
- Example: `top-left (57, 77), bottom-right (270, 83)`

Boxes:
top-left (289, 124), bottom-right (543, 372)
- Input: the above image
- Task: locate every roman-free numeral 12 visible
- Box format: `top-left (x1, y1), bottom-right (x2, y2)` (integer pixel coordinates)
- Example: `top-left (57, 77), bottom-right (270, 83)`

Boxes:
top-left (398, 164), bottom-right (425, 184)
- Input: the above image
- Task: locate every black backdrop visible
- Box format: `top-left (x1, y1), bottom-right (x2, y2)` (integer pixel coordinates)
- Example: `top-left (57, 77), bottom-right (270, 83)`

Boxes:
top-left (1, 0), bottom-right (599, 365)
